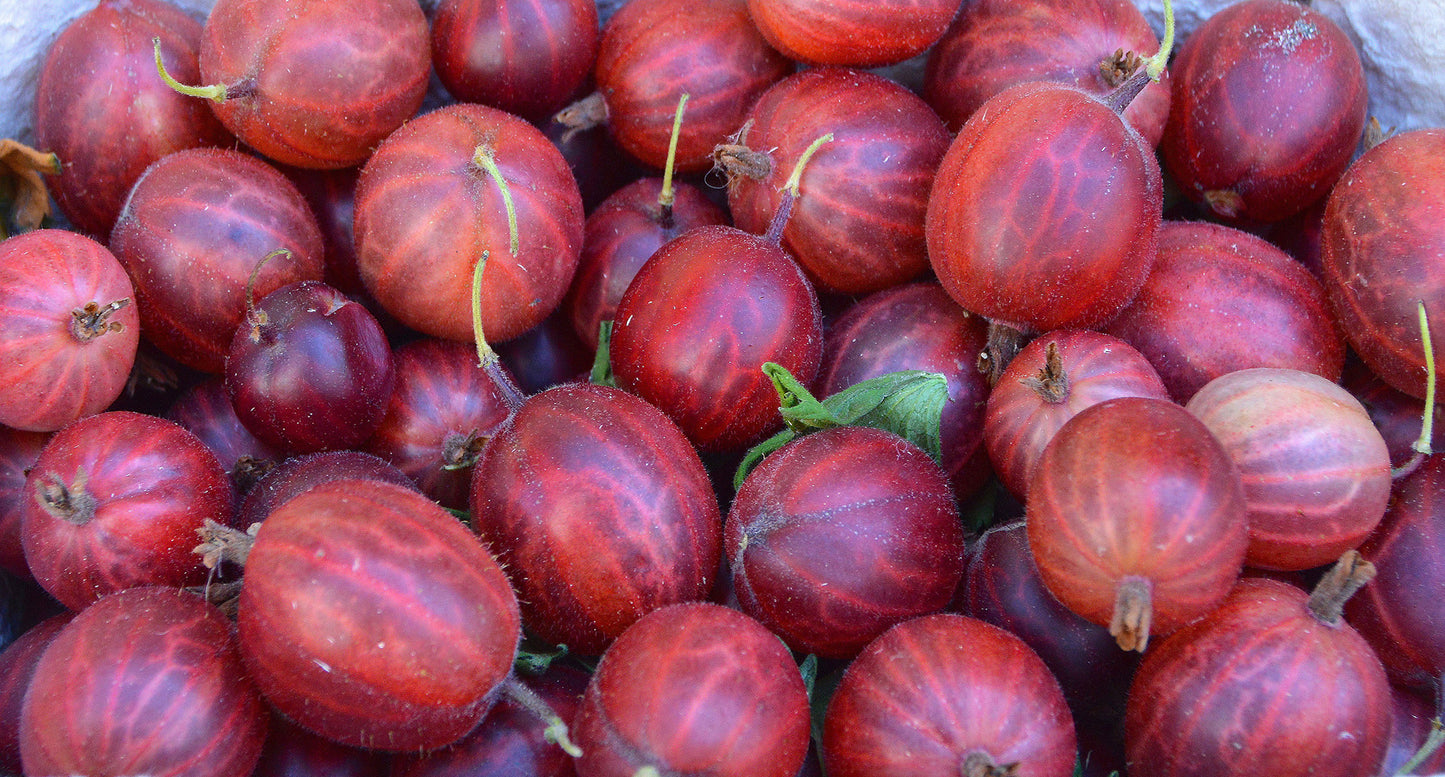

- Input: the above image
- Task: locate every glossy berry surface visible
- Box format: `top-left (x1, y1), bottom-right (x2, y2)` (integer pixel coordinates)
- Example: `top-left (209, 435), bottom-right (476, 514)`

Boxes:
top-left (109, 147), bottom-right (325, 374)
top-left (572, 602), bottom-right (811, 777)
top-left (198, 0), bottom-right (431, 168)
top-left (20, 588), bottom-right (268, 777)
top-left (610, 224), bottom-right (822, 452)
top-left (1126, 578), bottom-right (1390, 777)
top-left (926, 80), bottom-right (1160, 332)
top-left (470, 383), bottom-right (722, 655)
top-left (726, 67), bottom-right (950, 295)
top-left (1320, 129), bottom-right (1445, 399)
top-left (22, 411), bottom-right (233, 610)
top-left (35, 0), bottom-right (231, 237)
top-left (1027, 397), bottom-right (1248, 650)
top-left (1160, 0), bottom-right (1367, 222)
top-left (823, 613), bottom-right (1077, 777)
top-left (225, 280), bottom-right (395, 455)
top-left (726, 426), bottom-right (965, 658)
top-left (238, 479), bottom-right (520, 751)
top-left (354, 103), bottom-right (584, 344)
top-left (0, 229), bottom-right (138, 433)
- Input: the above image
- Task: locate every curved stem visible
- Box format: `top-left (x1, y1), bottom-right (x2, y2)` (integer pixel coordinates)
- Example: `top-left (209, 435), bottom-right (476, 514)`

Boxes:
top-left (471, 250), bottom-right (499, 367)
top-left (764, 132), bottom-right (834, 245)
top-left (152, 37), bottom-right (227, 102)
top-left (243, 248), bottom-right (291, 341)
top-left (499, 675), bottom-right (582, 758)
top-left (1414, 302), bottom-right (1437, 455)
top-left (1100, 0), bottom-right (1174, 114)
top-left (1146, 0), bottom-right (1175, 82)
top-left (656, 93), bottom-right (690, 225)
top-left (784, 133), bottom-right (834, 196)
top-left (1395, 720), bottom-right (1445, 777)
top-left (471, 145), bottom-right (520, 257)
top-left (1394, 302), bottom-right (1437, 479)
top-left (470, 251), bottom-right (526, 411)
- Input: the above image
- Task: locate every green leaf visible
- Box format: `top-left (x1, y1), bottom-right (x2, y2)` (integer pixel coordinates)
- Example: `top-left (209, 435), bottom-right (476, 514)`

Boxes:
top-left (734, 364), bottom-right (950, 490)
top-left (799, 654), bottom-right (818, 700)
top-left (590, 320), bottom-right (616, 387)
top-left (808, 663), bottom-right (845, 754)
top-left (823, 370), bottom-right (947, 462)
top-left (514, 641), bottom-right (569, 676)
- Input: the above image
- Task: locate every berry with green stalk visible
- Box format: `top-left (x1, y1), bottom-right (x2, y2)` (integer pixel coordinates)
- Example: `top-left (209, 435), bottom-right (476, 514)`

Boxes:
top-left (609, 134), bottom-right (834, 452)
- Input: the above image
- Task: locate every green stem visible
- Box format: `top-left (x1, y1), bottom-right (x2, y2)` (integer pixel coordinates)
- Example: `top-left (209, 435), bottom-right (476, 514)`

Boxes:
top-left (467, 143), bottom-right (528, 409)
top-left (1146, 0), bottom-right (1175, 81)
top-left (471, 251), bottom-right (498, 367)
top-left (764, 132), bottom-right (834, 244)
top-left (243, 248), bottom-right (292, 340)
top-left (784, 133), bottom-right (834, 196)
top-left (152, 37), bottom-right (240, 102)
top-left (470, 250), bottom-right (526, 410)
top-left (1394, 718), bottom-right (1445, 776)
top-left (657, 93), bottom-right (690, 222)
top-left (499, 675), bottom-right (582, 758)
top-left (590, 320), bottom-right (616, 387)
top-left (1393, 301), bottom-right (1436, 479)
top-left (1100, 0), bottom-right (1174, 114)
top-left (471, 144), bottom-right (520, 257)
top-left (1414, 301), bottom-right (1436, 455)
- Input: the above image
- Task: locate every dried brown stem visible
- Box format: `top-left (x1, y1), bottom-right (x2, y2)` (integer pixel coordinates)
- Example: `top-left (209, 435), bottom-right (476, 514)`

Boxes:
top-left (1364, 117), bottom-right (1394, 151)
top-left (960, 751), bottom-right (1020, 777)
top-left (36, 472), bottom-right (96, 526)
top-left (194, 519), bottom-right (260, 570)
top-left (978, 321), bottom-right (1029, 387)
top-left (1020, 340), bottom-right (1069, 402)
top-left (441, 430), bottom-right (486, 471)
top-left (711, 119), bottom-right (771, 189)
top-left (1307, 550), bottom-right (1376, 626)
top-left (553, 92), bottom-right (609, 143)
top-left (1111, 575), bottom-right (1154, 652)
top-left (1100, 48), bottom-right (1146, 87)
top-left (69, 299), bottom-right (131, 342)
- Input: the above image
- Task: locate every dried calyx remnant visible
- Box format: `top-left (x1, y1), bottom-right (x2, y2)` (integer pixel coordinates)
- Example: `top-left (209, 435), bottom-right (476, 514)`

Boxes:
top-left (70, 299), bottom-right (130, 342)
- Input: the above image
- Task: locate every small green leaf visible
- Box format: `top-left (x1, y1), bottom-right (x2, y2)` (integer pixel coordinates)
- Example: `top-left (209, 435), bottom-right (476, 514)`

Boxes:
top-left (734, 365), bottom-right (951, 490)
top-left (809, 664), bottom-right (845, 752)
top-left (799, 654), bottom-right (818, 700)
top-left (590, 320), bottom-right (616, 387)
top-left (514, 642), bottom-right (569, 676)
